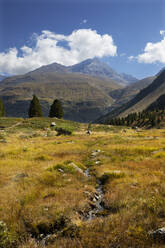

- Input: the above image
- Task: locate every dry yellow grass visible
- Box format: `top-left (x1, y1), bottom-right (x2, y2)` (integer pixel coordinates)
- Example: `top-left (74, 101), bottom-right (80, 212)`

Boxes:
top-left (0, 119), bottom-right (165, 247)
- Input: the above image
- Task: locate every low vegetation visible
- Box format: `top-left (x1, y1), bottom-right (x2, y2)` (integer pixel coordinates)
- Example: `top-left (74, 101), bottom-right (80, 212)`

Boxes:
top-left (0, 118), bottom-right (165, 247)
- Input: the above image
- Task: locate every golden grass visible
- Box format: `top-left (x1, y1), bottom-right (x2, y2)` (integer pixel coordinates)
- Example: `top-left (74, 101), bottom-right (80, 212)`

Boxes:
top-left (0, 121), bottom-right (165, 247)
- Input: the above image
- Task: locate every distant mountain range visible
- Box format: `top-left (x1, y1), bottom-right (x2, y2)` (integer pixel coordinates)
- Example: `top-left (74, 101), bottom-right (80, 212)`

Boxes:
top-left (0, 58), bottom-right (164, 123)
top-left (0, 59), bottom-right (125, 122)
top-left (97, 69), bottom-right (165, 123)
top-left (30, 58), bottom-right (138, 85)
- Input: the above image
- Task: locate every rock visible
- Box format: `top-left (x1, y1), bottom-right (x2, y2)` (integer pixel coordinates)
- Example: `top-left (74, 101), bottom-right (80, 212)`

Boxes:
top-left (13, 173), bottom-right (28, 182)
top-left (149, 227), bottom-right (165, 242)
top-left (91, 152), bottom-right (97, 157)
top-left (40, 233), bottom-right (57, 246)
top-left (94, 194), bottom-right (100, 200)
top-left (131, 182), bottom-right (138, 187)
top-left (87, 130), bottom-right (92, 135)
top-left (84, 169), bottom-right (90, 177)
top-left (50, 122), bottom-right (56, 127)
top-left (83, 191), bottom-right (91, 197)
top-left (95, 160), bottom-right (100, 165)
top-left (44, 206), bottom-right (49, 211)
top-left (132, 126), bottom-right (138, 130)
top-left (91, 149), bottom-right (101, 157)
top-left (69, 162), bottom-right (84, 174)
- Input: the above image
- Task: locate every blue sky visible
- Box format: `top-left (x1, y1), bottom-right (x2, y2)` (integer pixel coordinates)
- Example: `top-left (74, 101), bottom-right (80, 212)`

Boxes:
top-left (0, 0), bottom-right (165, 78)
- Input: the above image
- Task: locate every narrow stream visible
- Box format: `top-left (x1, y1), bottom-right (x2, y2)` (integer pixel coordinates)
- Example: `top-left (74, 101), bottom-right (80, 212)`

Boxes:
top-left (84, 169), bottom-right (105, 221)
top-left (38, 168), bottom-right (105, 246)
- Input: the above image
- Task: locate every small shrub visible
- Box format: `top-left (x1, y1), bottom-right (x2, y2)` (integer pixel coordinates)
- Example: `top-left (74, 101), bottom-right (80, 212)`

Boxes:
top-left (35, 154), bottom-right (52, 161)
top-left (48, 163), bottom-right (76, 174)
top-left (39, 172), bottom-right (57, 186)
top-left (55, 127), bottom-right (72, 136)
top-left (0, 221), bottom-right (16, 248)
top-left (100, 171), bottom-right (125, 184)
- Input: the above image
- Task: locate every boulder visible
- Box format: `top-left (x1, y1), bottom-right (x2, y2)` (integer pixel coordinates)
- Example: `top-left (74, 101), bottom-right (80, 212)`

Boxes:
top-left (50, 122), bottom-right (56, 127)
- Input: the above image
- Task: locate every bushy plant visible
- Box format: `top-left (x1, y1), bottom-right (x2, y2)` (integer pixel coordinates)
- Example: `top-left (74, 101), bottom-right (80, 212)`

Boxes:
top-left (55, 127), bottom-right (72, 136)
top-left (100, 171), bottom-right (125, 184)
top-left (0, 221), bottom-right (15, 248)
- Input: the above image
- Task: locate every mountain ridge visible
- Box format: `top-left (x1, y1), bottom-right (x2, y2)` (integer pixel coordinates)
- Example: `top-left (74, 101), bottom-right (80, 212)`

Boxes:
top-left (24, 58), bottom-right (137, 86)
top-left (96, 69), bottom-right (165, 123)
top-left (0, 66), bottom-right (123, 122)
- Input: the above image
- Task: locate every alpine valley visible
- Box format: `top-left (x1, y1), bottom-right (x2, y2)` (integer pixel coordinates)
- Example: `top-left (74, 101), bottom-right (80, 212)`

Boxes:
top-left (1, 58), bottom-right (165, 123)
top-left (0, 58), bottom-right (138, 122)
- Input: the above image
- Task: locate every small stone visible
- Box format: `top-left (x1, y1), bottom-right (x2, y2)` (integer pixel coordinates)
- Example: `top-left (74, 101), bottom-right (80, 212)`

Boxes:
top-left (83, 191), bottom-right (91, 197)
top-left (50, 122), bottom-right (56, 127)
top-left (91, 152), bottom-right (97, 157)
top-left (13, 173), bottom-right (28, 182)
top-left (95, 161), bottom-right (100, 165)
top-left (149, 227), bottom-right (165, 242)
top-left (132, 182), bottom-right (138, 187)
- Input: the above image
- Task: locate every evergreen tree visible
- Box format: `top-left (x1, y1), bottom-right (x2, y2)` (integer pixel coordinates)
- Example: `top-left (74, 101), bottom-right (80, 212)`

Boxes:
top-left (0, 99), bottom-right (5, 117)
top-left (49, 99), bottom-right (64, 118)
top-left (28, 95), bottom-right (42, 118)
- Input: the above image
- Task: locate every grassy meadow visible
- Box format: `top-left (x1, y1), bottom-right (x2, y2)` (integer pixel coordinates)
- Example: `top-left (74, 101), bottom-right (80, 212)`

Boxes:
top-left (0, 118), bottom-right (165, 247)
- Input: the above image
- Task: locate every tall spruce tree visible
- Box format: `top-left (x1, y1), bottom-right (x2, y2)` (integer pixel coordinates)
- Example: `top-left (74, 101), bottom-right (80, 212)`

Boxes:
top-left (49, 99), bottom-right (64, 118)
top-left (28, 95), bottom-right (42, 117)
top-left (0, 99), bottom-right (5, 117)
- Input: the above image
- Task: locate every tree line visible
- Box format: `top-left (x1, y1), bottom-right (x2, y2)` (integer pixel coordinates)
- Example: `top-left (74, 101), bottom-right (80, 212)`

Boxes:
top-left (0, 95), bottom-right (64, 118)
top-left (108, 109), bottom-right (164, 128)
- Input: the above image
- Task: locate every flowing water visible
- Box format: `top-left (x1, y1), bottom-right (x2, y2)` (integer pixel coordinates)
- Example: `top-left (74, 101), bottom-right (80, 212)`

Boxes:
top-left (84, 169), bottom-right (105, 221)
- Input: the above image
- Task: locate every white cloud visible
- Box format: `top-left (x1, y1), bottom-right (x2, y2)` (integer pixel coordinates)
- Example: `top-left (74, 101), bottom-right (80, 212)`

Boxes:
top-left (120, 53), bottom-right (126, 57)
top-left (130, 31), bottom-right (165, 64)
top-left (83, 19), bottom-right (87, 24)
top-left (160, 30), bottom-right (165, 36)
top-left (137, 37), bottom-right (165, 64)
top-left (128, 56), bottom-right (134, 61)
top-left (0, 29), bottom-right (117, 75)
top-left (80, 19), bottom-right (88, 25)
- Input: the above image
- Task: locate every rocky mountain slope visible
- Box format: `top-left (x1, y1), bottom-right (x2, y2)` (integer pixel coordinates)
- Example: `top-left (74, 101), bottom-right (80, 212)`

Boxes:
top-left (108, 76), bottom-right (155, 110)
top-left (119, 73), bottom-right (137, 84)
top-left (68, 58), bottom-right (138, 85)
top-left (31, 58), bottom-right (137, 85)
top-left (96, 69), bottom-right (165, 123)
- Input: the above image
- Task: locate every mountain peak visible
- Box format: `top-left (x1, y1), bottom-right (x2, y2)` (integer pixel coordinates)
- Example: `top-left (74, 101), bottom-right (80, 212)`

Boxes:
top-left (30, 62), bottom-right (68, 74)
top-left (68, 58), bottom-right (132, 85)
top-left (25, 58), bottom-right (137, 86)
